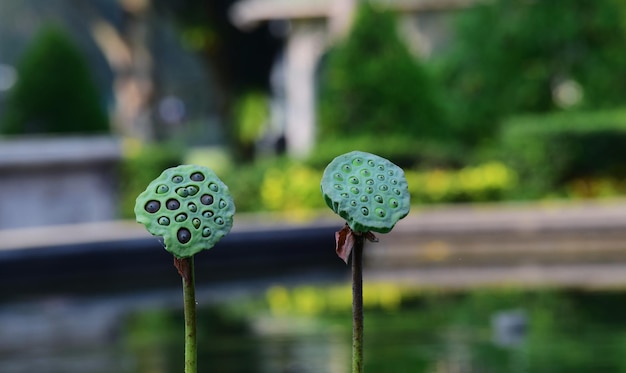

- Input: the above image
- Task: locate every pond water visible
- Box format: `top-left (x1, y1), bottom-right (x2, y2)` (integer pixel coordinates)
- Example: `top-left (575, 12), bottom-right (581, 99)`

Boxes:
top-left (2, 283), bottom-right (626, 373)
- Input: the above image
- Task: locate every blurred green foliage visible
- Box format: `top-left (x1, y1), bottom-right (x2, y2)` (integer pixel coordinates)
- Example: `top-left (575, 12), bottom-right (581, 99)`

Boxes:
top-left (500, 109), bottom-right (626, 198)
top-left (440, 0), bottom-right (626, 147)
top-left (318, 2), bottom-right (450, 142)
top-left (120, 144), bottom-right (183, 218)
top-left (0, 25), bottom-right (109, 135)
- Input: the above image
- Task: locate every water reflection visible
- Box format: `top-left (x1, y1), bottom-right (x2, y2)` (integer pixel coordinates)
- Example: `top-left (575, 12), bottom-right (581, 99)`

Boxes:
top-left (2, 287), bottom-right (626, 372)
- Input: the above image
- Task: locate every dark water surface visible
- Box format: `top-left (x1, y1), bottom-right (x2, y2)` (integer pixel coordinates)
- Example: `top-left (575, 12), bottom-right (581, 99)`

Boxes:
top-left (2, 284), bottom-right (626, 373)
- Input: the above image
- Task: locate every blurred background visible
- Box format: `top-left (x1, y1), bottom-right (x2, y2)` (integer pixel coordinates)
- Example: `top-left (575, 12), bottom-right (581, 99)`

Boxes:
top-left (3, 0), bottom-right (626, 371)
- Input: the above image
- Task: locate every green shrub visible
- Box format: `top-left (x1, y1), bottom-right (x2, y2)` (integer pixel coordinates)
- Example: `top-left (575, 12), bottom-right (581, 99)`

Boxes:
top-left (441, 0), bottom-right (626, 146)
top-left (318, 2), bottom-right (450, 142)
top-left (119, 144), bottom-right (183, 218)
top-left (500, 109), bottom-right (626, 197)
top-left (1, 25), bottom-right (109, 135)
top-left (306, 135), bottom-right (465, 170)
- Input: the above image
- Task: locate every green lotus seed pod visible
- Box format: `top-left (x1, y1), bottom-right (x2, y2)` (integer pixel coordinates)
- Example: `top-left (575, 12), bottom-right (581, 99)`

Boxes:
top-left (321, 151), bottom-right (410, 233)
top-left (135, 165), bottom-right (235, 258)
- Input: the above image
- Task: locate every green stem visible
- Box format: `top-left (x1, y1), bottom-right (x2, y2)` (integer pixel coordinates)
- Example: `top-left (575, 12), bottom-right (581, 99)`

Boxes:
top-left (175, 256), bottom-right (197, 373)
top-left (352, 234), bottom-right (365, 373)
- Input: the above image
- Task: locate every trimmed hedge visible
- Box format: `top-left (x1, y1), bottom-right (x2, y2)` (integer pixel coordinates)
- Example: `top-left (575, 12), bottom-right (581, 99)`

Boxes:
top-left (500, 109), bottom-right (626, 197)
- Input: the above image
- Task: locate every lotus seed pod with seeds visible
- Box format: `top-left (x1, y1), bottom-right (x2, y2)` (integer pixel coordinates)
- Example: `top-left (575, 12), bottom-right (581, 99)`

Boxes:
top-left (321, 151), bottom-right (410, 233)
top-left (135, 165), bottom-right (235, 258)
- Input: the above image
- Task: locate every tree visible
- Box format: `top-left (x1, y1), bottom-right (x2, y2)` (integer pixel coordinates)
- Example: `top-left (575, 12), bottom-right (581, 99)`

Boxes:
top-left (1, 25), bottom-right (109, 135)
top-left (318, 2), bottom-right (449, 141)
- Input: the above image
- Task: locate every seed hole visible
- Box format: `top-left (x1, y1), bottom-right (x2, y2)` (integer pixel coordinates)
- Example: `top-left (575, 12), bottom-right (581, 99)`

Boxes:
top-left (186, 186), bottom-right (199, 196)
top-left (188, 203), bottom-right (197, 212)
top-left (377, 174), bottom-right (385, 181)
top-left (350, 200), bottom-right (357, 207)
top-left (374, 195), bottom-right (384, 203)
top-left (360, 195), bottom-right (369, 202)
top-left (192, 218), bottom-right (201, 229)
top-left (393, 188), bottom-right (402, 196)
top-left (156, 185), bottom-right (169, 194)
top-left (201, 194), bottom-right (214, 205)
top-left (389, 198), bottom-right (399, 208)
top-left (214, 217), bottom-right (225, 225)
top-left (350, 187), bottom-right (360, 195)
top-left (360, 169), bottom-right (371, 177)
top-left (190, 172), bottom-right (205, 182)
top-left (202, 227), bottom-right (212, 237)
top-left (349, 176), bottom-right (359, 184)
top-left (334, 184), bottom-right (344, 191)
top-left (352, 158), bottom-right (363, 166)
top-left (361, 207), bottom-right (369, 216)
top-left (367, 160), bottom-right (375, 167)
top-left (177, 228), bottom-right (191, 244)
top-left (341, 193), bottom-right (350, 198)
top-left (342, 164), bottom-right (352, 173)
top-left (166, 199), bottom-right (180, 210)
top-left (390, 179), bottom-right (398, 185)
top-left (334, 173), bottom-right (344, 181)
top-left (202, 210), bottom-right (214, 218)
top-left (365, 187), bottom-right (374, 194)
top-left (175, 213), bottom-right (187, 222)
top-left (375, 208), bottom-right (386, 218)
top-left (158, 216), bottom-right (170, 226)
top-left (209, 183), bottom-right (219, 192)
top-left (144, 200), bottom-right (160, 213)
top-left (172, 175), bottom-right (183, 183)
top-left (219, 199), bottom-right (228, 209)
top-left (176, 187), bottom-right (189, 197)
top-left (379, 185), bottom-right (389, 192)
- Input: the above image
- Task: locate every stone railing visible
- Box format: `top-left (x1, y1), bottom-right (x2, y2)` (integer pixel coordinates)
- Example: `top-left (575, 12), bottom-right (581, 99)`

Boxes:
top-left (0, 136), bottom-right (122, 229)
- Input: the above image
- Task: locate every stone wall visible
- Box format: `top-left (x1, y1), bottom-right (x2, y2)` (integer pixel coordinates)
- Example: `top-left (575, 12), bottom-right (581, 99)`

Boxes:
top-left (0, 136), bottom-right (121, 229)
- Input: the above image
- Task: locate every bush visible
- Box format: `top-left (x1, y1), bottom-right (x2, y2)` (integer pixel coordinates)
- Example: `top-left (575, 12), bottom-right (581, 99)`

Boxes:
top-left (1, 25), bottom-right (109, 135)
top-left (119, 144), bottom-right (183, 218)
top-left (306, 135), bottom-right (465, 170)
top-left (441, 0), bottom-right (626, 146)
top-left (500, 109), bottom-right (626, 197)
top-left (318, 2), bottom-right (450, 142)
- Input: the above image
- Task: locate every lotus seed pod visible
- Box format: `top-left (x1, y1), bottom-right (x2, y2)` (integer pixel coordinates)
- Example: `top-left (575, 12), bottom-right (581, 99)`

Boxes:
top-left (135, 165), bottom-right (235, 258)
top-left (321, 151), bottom-right (410, 233)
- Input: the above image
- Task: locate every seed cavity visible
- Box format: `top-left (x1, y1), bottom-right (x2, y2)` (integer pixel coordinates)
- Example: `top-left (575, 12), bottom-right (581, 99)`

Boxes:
top-left (360, 169), bottom-right (371, 177)
top-left (350, 200), bottom-right (357, 207)
top-left (342, 164), bottom-right (352, 173)
top-left (393, 188), bottom-right (402, 196)
top-left (349, 176), bottom-right (359, 184)
top-left (389, 198), bottom-right (399, 208)
top-left (188, 203), bottom-right (197, 212)
top-left (379, 185), bottom-right (389, 192)
top-left (201, 194), bottom-right (214, 205)
top-left (177, 228), bottom-right (191, 244)
top-left (209, 183), bottom-right (219, 192)
top-left (367, 160), bottom-right (375, 167)
top-left (192, 218), bottom-right (201, 229)
top-left (156, 185), bottom-right (169, 194)
top-left (334, 184), bottom-right (344, 191)
top-left (341, 193), bottom-right (349, 198)
top-left (375, 208), bottom-right (386, 218)
top-left (350, 187), bottom-right (360, 195)
top-left (377, 174), bottom-right (385, 181)
top-left (360, 195), bottom-right (369, 202)
top-left (202, 210), bottom-right (214, 218)
top-left (176, 187), bottom-right (189, 197)
top-left (352, 158), bottom-right (363, 166)
top-left (175, 213), bottom-right (187, 222)
top-left (172, 175), bottom-right (184, 183)
top-left (186, 185), bottom-right (199, 196)
top-left (361, 207), bottom-right (369, 216)
top-left (219, 199), bottom-right (228, 209)
top-left (158, 216), bottom-right (170, 226)
top-left (144, 200), bottom-right (160, 213)
top-left (365, 187), bottom-right (374, 194)
top-left (190, 172), bottom-right (205, 181)
top-left (166, 199), bottom-right (180, 210)
top-left (214, 217), bottom-right (225, 225)
top-left (202, 227), bottom-right (212, 237)
top-left (366, 179), bottom-right (374, 185)
top-left (374, 195), bottom-right (384, 203)
top-left (334, 173), bottom-right (344, 181)
top-left (390, 179), bottom-right (398, 185)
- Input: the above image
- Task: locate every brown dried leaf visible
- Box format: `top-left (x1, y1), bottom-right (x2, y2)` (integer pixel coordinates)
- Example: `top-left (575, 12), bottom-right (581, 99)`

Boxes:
top-left (335, 224), bottom-right (355, 264)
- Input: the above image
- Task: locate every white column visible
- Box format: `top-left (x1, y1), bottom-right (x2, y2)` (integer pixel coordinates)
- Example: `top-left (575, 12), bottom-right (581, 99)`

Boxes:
top-left (284, 23), bottom-right (327, 158)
